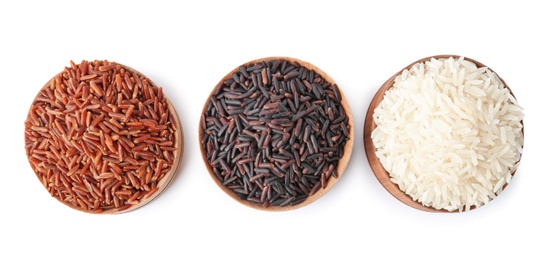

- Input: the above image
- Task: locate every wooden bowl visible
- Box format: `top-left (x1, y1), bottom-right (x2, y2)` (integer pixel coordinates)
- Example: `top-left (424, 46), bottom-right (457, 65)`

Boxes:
top-left (199, 56), bottom-right (354, 211)
top-left (363, 55), bottom-right (523, 213)
top-left (24, 61), bottom-right (184, 214)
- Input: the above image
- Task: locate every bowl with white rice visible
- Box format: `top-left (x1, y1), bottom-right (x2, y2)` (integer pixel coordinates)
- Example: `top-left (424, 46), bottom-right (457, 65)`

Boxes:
top-left (364, 55), bottom-right (524, 212)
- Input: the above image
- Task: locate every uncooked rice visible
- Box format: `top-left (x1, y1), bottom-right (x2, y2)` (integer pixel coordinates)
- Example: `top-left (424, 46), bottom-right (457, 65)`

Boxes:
top-left (201, 58), bottom-right (350, 208)
top-left (371, 57), bottom-right (524, 211)
top-left (24, 60), bottom-right (178, 213)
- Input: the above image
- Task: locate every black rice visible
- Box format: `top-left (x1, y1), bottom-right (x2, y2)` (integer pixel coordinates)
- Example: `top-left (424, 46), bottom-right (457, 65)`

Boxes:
top-left (201, 58), bottom-right (350, 208)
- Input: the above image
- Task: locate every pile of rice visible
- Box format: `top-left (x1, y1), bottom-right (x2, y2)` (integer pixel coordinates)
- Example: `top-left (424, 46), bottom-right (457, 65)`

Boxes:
top-left (371, 57), bottom-right (524, 211)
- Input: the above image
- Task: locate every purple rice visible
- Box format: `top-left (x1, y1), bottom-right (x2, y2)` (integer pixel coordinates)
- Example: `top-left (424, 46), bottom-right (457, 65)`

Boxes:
top-left (201, 58), bottom-right (350, 208)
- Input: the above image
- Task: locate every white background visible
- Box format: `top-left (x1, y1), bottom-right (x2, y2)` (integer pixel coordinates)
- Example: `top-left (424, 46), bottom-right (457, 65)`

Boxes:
top-left (1, 1), bottom-right (545, 259)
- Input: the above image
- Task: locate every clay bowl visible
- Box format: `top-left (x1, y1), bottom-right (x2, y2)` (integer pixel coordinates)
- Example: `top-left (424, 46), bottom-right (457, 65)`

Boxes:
top-left (199, 56), bottom-right (354, 211)
top-left (24, 61), bottom-right (184, 214)
top-left (363, 55), bottom-right (523, 213)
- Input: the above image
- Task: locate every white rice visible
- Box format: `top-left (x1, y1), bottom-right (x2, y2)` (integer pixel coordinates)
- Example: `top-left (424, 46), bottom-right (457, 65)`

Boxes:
top-left (371, 57), bottom-right (524, 212)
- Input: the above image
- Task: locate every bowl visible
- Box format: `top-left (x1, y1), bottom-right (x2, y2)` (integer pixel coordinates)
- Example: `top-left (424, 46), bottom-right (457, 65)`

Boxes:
top-left (199, 56), bottom-right (354, 211)
top-left (363, 55), bottom-right (524, 212)
top-left (24, 60), bottom-right (184, 214)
